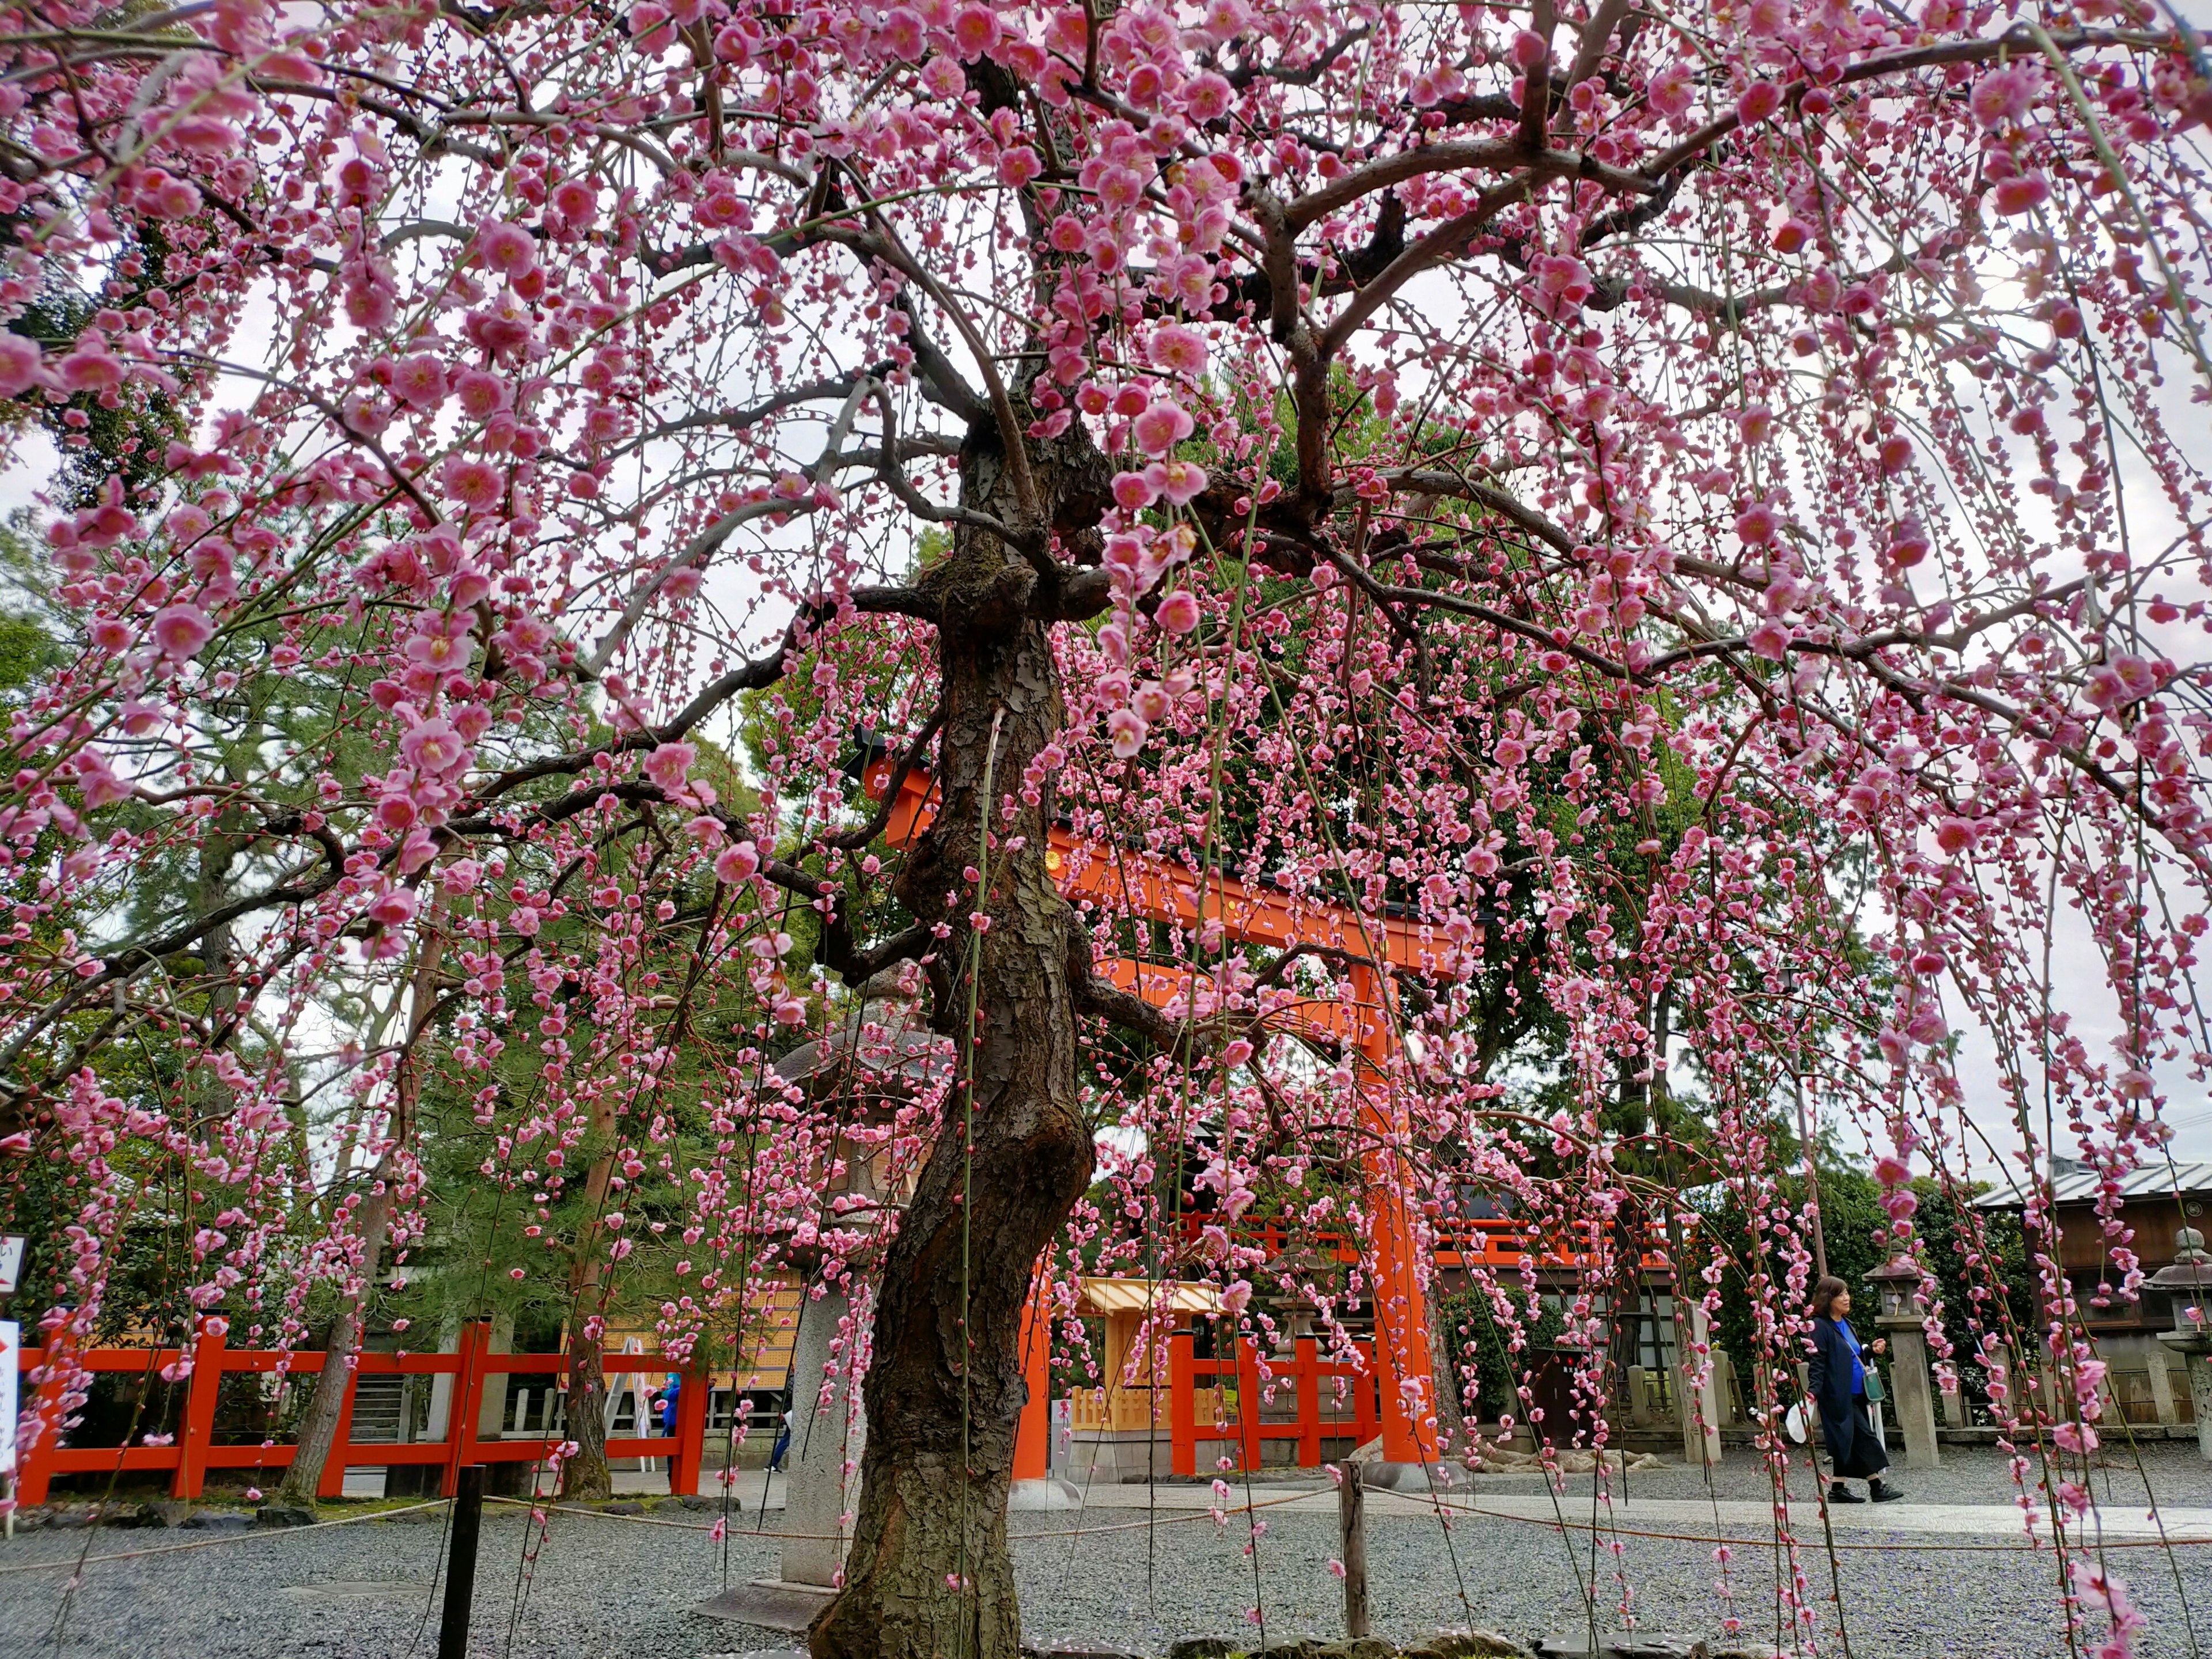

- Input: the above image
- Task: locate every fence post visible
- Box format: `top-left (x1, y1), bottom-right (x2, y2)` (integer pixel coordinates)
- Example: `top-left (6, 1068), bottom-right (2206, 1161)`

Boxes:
top-left (317, 1349), bottom-right (362, 1499)
top-left (1296, 1336), bottom-right (1320, 1468)
top-left (15, 1331), bottom-right (74, 1509)
top-left (171, 1317), bottom-right (228, 1500)
top-left (1169, 1330), bottom-right (1195, 1476)
top-left (437, 1464), bottom-right (484, 1659)
top-left (1235, 1336), bottom-right (1263, 1472)
top-left (444, 1322), bottom-right (488, 1498)
top-left (1338, 1460), bottom-right (1370, 1637)
top-left (669, 1358), bottom-right (709, 1497)
top-left (1354, 1340), bottom-right (1379, 1448)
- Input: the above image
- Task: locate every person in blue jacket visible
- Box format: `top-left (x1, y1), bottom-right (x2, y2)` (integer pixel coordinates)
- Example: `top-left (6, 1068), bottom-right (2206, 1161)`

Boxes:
top-left (1808, 1276), bottom-right (1902, 1503)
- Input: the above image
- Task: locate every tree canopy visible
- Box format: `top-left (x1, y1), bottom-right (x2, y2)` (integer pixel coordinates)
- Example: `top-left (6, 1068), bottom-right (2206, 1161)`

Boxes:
top-left (3, 0), bottom-right (2210, 1653)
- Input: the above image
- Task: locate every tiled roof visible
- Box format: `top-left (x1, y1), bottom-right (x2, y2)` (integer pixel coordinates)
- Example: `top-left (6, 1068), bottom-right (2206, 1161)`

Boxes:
top-left (1971, 1158), bottom-right (2212, 1208)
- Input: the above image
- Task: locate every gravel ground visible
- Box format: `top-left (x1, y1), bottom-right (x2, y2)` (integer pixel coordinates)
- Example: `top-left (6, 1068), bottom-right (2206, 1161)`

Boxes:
top-left (0, 1451), bottom-right (2205, 1659)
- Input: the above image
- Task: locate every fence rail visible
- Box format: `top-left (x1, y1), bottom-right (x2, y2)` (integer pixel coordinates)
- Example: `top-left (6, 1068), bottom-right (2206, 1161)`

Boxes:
top-left (1166, 1334), bottom-right (1381, 1475)
top-left (12, 1319), bottom-right (711, 1506)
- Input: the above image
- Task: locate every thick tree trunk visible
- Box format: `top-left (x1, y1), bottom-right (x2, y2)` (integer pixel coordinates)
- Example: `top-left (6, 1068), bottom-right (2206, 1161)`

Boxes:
top-left (563, 1321), bottom-right (613, 1501)
top-left (279, 911), bottom-right (442, 1508)
top-left (811, 425), bottom-right (1101, 1659)
top-left (562, 1104), bottom-right (622, 1500)
top-left (275, 1180), bottom-right (388, 1507)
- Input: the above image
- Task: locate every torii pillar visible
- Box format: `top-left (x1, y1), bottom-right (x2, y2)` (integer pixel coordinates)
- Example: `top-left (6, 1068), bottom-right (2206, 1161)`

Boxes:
top-left (1350, 961), bottom-right (1441, 1487)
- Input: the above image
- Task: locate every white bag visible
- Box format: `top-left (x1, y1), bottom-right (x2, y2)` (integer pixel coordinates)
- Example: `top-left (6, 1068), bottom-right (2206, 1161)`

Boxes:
top-left (1785, 1402), bottom-right (1809, 1444)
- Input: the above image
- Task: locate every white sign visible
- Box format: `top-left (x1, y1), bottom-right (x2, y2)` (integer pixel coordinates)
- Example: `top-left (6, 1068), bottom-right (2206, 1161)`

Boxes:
top-left (0, 1237), bottom-right (22, 1297)
top-left (0, 1320), bottom-right (18, 1475)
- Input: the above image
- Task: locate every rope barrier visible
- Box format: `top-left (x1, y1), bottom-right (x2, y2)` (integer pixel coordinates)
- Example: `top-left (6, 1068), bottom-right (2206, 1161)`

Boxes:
top-left (0, 1498), bottom-right (454, 1576)
top-left (1421, 1495), bottom-right (2212, 1555)
top-left (486, 1485), bottom-right (1322, 1541)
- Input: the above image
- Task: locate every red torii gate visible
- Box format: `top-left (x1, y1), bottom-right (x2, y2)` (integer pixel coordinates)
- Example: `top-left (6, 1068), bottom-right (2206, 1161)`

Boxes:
top-left (860, 759), bottom-right (1449, 1476)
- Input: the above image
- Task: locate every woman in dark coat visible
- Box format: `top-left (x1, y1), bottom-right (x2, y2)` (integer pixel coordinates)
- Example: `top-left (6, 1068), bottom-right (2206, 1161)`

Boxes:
top-left (1808, 1276), bottom-right (1902, 1503)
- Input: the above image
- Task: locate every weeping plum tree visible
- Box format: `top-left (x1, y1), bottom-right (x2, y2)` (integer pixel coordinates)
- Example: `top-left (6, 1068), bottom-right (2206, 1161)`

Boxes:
top-left (5, 0), bottom-right (2212, 1654)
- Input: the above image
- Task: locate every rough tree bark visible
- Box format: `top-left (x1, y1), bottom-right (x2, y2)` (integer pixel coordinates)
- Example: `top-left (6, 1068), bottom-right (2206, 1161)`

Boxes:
top-left (560, 1092), bottom-right (623, 1501)
top-left (278, 920), bottom-right (442, 1508)
top-left (810, 415), bottom-right (1108, 1658)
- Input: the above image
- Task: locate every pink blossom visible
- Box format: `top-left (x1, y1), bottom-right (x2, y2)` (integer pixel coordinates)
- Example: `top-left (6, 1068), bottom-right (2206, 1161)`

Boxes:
top-left (369, 887), bottom-right (419, 927)
top-left (551, 179), bottom-right (599, 224)
top-left (1181, 73), bottom-right (1232, 123)
top-left (1154, 589), bottom-right (1200, 635)
top-left (1747, 619), bottom-right (1791, 661)
top-left (1131, 400), bottom-right (1194, 457)
top-left (454, 370), bottom-right (510, 419)
top-left (1993, 173), bottom-right (2050, 215)
top-left (1735, 81), bottom-right (1782, 126)
top-left (1150, 460), bottom-right (1207, 505)
top-left (391, 354), bottom-right (448, 409)
top-left (58, 345), bottom-right (123, 393)
top-left (1648, 62), bottom-right (1695, 118)
top-left (150, 603), bottom-right (215, 659)
top-left (1107, 707), bottom-right (1147, 759)
top-left (476, 219), bottom-right (537, 279)
top-left (1971, 68), bottom-right (2036, 128)
top-left (399, 717), bottom-right (470, 774)
top-left (714, 841), bottom-right (760, 883)
top-left (1112, 470), bottom-right (1159, 512)
top-left (440, 457), bottom-right (505, 512)
top-left (0, 335), bottom-right (43, 397)
top-left (1733, 503), bottom-right (1778, 545)
top-left (951, 5), bottom-right (997, 59)
top-left (643, 741), bottom-right (697, 793)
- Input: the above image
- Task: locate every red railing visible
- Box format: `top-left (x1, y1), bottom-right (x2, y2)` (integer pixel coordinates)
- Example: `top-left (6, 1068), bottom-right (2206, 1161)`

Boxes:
top-left (1167, 1332), bottom-right (1380, 1475)
top-left (13, 1319), bottom-right (710, 1507)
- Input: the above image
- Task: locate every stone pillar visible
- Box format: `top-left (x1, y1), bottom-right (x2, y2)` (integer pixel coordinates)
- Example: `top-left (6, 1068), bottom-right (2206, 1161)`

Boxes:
top-left (476, 1313), bottom-right (515, 1442)
top-left (1875, 1314), bottom-right (1941, 1469)
top-left (1715, 1351), bottom-right (1743, 1426)
top-left (2145, 1347), bottom-right (2180, 1427)
top-left (1677, 1302), bottom-right (1722, 1467)
top-left (782, 1286), bottom-right (866, 1587)
top-left (1940, 1374), bottom-right (1968, 1429)
top-left (1626, 1364), bottom-right (1652, 1428)
top-left (2157, 1332), bottom-right (2212, 1461)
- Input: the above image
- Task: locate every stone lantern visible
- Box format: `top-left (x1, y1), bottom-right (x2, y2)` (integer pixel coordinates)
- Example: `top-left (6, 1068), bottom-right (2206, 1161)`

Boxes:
top-left (2152, 1227), bottom-right (2212, 1461)
top-left (1862, 1256), bottom-right (1941, 1468)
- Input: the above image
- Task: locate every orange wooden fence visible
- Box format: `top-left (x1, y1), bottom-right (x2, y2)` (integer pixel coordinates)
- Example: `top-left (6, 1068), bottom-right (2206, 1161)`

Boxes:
top-left (1168, 1332), bottom-right (1381, 1475)
top-left (12, 1319), bottom-right (709, 1506)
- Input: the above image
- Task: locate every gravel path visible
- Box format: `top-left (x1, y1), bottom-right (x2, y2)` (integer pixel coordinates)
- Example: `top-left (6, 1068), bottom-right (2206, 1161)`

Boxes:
top-left (0, 1450), bottom-right (2205, 1659)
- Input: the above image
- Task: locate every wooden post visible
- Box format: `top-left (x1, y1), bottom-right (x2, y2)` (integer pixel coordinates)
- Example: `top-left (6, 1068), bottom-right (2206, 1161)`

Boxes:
top-left (1234, 1335), bottom-right (1264, 1471)
top-left (171, 1318), bottom-right (228, 1500)
top-left (669, 1358), bottom-right (710, 1496)
top-left (1169, 1329), bottom-right (1195, 1476)
top-left (1353, 1339), bottom-right (1379, 1448)
top-left (1338, 1461), bottom-right (1370, 1637)
top-left (316, 1350), bottom-right (361, 1499)
top-left (1296, 1336), bottom-right (1321, 1467)
top-left (1011, 1270), bottom-right (1051, 1482)
top-left (444, 1322), bottom-right (488, 1498)
top-left (437, 1464), bottom-right (484, 1659)
top-left (14, 1332), bottom-right (73, 1509)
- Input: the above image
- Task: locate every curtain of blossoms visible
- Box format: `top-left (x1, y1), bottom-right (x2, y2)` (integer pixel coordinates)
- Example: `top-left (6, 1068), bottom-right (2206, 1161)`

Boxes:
top-left (3, 0), bottom-right (2211, 1654)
